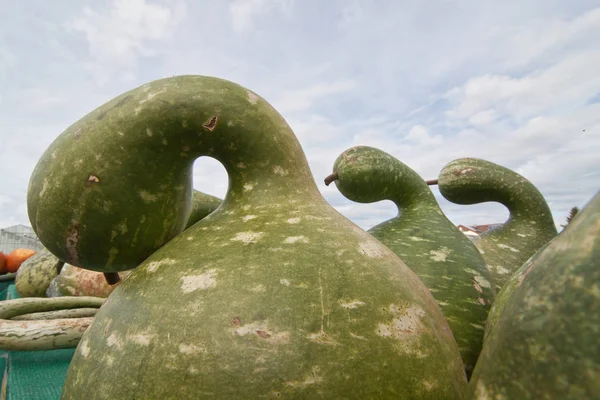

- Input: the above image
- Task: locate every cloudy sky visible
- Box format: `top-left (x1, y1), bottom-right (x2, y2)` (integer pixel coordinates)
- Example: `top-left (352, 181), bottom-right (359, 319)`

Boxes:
top-left (1, 0), bottom-right (599, 233)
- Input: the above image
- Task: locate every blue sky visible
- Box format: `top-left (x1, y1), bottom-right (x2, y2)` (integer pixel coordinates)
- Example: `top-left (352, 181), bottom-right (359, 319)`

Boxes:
top-left (1, 0), bottom-right (599, 230)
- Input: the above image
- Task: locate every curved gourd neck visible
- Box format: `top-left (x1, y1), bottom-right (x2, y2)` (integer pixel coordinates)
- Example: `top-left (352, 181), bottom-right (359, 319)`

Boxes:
top-left (27, 75), bottom-right (324, 272)
top-left (333, 146), bottom-right (439, 213)
top-left (388, 178), bottom-right (440, 220)
top-left (502, 198), bottom-right (553, 232)
top-left (74, 75), bottom-right (320, 204)
top-left (439, 158), bottom-right (557, 236)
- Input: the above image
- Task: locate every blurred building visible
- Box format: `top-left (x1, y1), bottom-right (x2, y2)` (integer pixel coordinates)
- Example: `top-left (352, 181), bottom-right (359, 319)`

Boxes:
top-left (457, 224), bottom-right (480, 238)
top-left (471, 224), bottom-right (503, 234)
top-left (456, 223), bottom-right (504, 242)
top-left (0, 225), bottom-right (44, 253)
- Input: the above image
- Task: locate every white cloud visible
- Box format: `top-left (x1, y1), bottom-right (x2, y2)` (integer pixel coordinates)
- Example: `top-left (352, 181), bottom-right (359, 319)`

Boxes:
top-left (18, 88), bottom-right (64, 111)
top-left (446, 50), bottom-right (600, 122)
top-left (193, 157), bottom-right (228, 199)
top-left (274, 80), bottom-right (357, 114)
top-left (467, 109), bottom-right (497, 126)
top-left (229, 0), bottom-right (293, 33)
top-left (66, 0), bottom-right (186, 84)
top-left (405, 125), bottom-right (443, 146)
top-left (495, 7), bottom-right (600, 69)
top-left (287, 114), bottom-right (344, 144)
top-left (338, 2), bottom-right (364, 26)
top-left (0, 46), bottom-right (17, 83)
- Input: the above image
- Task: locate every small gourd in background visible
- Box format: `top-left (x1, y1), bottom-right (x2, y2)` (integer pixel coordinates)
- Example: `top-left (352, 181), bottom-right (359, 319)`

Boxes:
top-left (327, 145), bottom-right (495, 376)
top-left (433, 158), bottom-right (557, 291)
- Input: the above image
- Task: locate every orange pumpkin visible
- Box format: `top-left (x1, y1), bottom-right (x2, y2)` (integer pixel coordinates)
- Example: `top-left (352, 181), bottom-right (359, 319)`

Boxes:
top-left (6, 248), bottom-right (37, 273)
top-left (0, 252), bottom-right (6, 274)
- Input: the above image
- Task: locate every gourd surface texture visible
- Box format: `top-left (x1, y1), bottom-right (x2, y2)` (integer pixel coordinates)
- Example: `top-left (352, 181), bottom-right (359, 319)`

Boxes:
top-left (185, 190), bottom-right (222, 229)
top-left (27, 76), bottom-right (467, 399)
top-left (466, 191), bottom-right (600, 399)
top-left (15, 248), bottom-right (61, 297)
top-left (438, 158), bottom-right (557, 291)
top-left (331, 146), bottom-right (494, 376)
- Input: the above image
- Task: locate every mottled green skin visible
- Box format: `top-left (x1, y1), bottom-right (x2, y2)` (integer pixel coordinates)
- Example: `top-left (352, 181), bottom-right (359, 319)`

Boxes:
top-left (438, 158), bottom-right (557, 291)
top-left (185, 190), bottom-right (222, 229)
top-left (27, 76), bottom-right (468, 399)
top-left (466, 191), bottom-right (600, 399)
top-left (332, 146), bottom-right (495, 376)
top-left (29, 83), bottom-right (194, 272)
top-left (15, 248), bottom-right (62, 297)
top-left (483, 241), bottom-right (551, 341)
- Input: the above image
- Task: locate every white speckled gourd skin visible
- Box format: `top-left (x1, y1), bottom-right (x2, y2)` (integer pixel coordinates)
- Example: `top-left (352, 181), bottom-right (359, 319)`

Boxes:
top-left (330, 146), bottom-right (495, 377)
top-left (185, 190), bottom-right (222, 229)
top-left (466, 191), bottom-right (600, 399)
top-left (28, 76), bottom-right (467, 399)
top-left (15, 248), bottom-right (62, 297)
top-left (437, 158), bottom-right (557, 292)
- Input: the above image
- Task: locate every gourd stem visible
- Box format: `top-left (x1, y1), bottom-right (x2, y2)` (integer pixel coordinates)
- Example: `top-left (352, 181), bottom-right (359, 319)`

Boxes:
top-left (426, 179), bottom-right (438, 186)
top-left (104, 272), bottom-right (121, 285)
top-left (324, 172), bottom-right (339, 186)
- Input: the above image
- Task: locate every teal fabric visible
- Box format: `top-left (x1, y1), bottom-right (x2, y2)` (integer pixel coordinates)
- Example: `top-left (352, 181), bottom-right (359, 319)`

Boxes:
top-left (5, 285), bottom-right (19, 302)
top-left (3, 285), bottom-right (75, 400)
top-left (0, 278), bottom-right (15, 300)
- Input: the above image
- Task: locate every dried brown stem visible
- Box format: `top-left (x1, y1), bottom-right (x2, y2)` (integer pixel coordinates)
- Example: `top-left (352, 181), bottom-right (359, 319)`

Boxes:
top-left (324, 172), bottom-right (339, 186)
top-left (104, 272), bottom-right (121, 285)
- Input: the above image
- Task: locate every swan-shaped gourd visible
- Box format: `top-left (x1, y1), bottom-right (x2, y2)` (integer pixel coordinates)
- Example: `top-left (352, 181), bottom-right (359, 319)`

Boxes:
top-left (435, 158), bottom-right (557, 291)
top-left (466, 190), bottom-right (600, 399)
top-left (327, 146), bottom-right (495, 376)
top-left (28, 76), bottom-right (467, 399)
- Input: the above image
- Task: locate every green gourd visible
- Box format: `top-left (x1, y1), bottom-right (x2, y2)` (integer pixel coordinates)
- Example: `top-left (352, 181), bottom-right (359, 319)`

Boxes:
top-left (466, 191), bottom-right (600, 399)
top-left (17, 190), bottom-right (216, 297)
top-left (185, 190), bottom-right (222, 229)
top-left (481, 241), bottom-right (551, 341)
top-left (28, 76), bottom-right (467, 399)
top-left (436, 158), bottom-right (557, 291)
top-left (15, 247), bottom-right (63, 297)
top-left (328, 146), bottom-right (495, 376)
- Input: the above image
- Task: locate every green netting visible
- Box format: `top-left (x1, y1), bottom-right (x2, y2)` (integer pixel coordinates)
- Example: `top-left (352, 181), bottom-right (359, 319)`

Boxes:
top-left (3, 285), bottom-right (75, 400)
top-left (7, 349), bottom-right (74, 400)
top-left (0, 354), bottom-right (6, 380)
